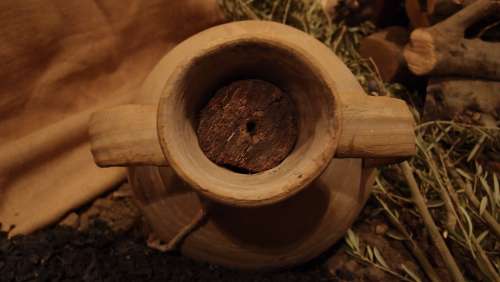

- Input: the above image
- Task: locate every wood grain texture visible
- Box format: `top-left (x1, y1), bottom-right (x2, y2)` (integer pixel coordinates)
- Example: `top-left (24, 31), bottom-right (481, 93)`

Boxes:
top-left (424, 78), bottom-right (500, 127)
top-left (404, 0), bottom-right (500, 79)
top-left (405, 0), bottom-right (475, 27)
top-left (89, 105), bottom-right (167, 167)
top-left (129, 158), bottom-right (374, 270)
top-left (337, 96), bottom-right (416, 158)
top-left (359, 26), bottom-right (410, 82)
top-left (87, 21), bottom-right (415, 207)
top-left (154, 21), bottom-right (415, 206)
top-left (85, 20), bottom-right (416, 269)
top-left (155, 22), bottom-right (340, 207)
top-left (197, 79), bottom-right (297, 173)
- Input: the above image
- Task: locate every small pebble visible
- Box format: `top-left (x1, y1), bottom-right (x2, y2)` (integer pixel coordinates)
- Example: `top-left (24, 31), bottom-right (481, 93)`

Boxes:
top-left (375, 223), bottom-right (388, 235)
top-left (59, 213), bottom-right (80, 229)
top-left (346, 0), bottom-right (360, 10)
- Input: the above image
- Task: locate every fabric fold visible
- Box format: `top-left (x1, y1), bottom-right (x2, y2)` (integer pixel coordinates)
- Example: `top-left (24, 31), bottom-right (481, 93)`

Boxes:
top-left (0, 0), bottom-right (224, 236)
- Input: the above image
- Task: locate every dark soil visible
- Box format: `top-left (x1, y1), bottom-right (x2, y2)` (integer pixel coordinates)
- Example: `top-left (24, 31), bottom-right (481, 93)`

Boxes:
top-left (0, 182), bottom-right (444, 282)
top-left (1, 187), bottom-right (452, 282)
top-left (0, 221), bottom-right (328, 282)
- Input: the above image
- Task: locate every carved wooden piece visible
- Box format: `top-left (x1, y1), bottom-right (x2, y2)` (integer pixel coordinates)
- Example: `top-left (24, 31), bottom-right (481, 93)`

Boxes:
top-left (337, 96), bottom-right (416, 158)
top-left (424, 78), bottom-right (500, 127)
top-left (359, 26), bottom-right (410, 82)
top-left (404, 0), bottom-right (500, 80)
top-left (89, 105), bottom-right (167, 167)
top-left (86, 21), bottom-right (416, 269)
top-left (88, 21), bottom-right (415, 207)
top-left (197, 79), bottom-right (297, 173)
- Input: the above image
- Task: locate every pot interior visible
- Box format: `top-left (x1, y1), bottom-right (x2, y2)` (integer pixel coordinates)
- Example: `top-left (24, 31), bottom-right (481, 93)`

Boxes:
top-left (158, 39), bottom-right (339, 206)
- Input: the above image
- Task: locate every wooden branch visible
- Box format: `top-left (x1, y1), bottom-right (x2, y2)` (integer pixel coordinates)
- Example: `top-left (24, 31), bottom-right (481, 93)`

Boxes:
top-left (406, 0), bottom-right (476, 28)
top-left (404, 0), bottom-right (500, 80)
top-left (400, 161), bottom-right (466, 282)
top-left (376, 195), bottom-right (441, 282)
top-left (423, 78), bottom-right (500, 127)
top-left (436, 0), bottom-right (494, 33)
top-left (359, 26), bottom-right (411, 82)
top-left (437, 154), bottom-right (500, 280)
top-left (419, 143), bottom-right (458, 231)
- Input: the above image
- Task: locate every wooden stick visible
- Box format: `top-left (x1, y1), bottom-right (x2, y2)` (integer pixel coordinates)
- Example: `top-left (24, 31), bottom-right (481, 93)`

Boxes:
top-left (417, 141), bottom-right (458, 231)
top-left (404, 0), bottom-right (500, 80)
top-left (429, 0), bottom-right (475, 22)
top-left (376, 195), bottom-right (442, 282)
top-left (436, 0), bottom-right (494, 33)
top-left (400, 161), bottom-right (466, 282)
top-left (435, 153), bottom-right (500, 280)
top-left (471, 237), bottom-right (500, 281)
top-left (405, 0), bottom-right (475, 28)
top-left (443, 172), bottom-right (500, 281)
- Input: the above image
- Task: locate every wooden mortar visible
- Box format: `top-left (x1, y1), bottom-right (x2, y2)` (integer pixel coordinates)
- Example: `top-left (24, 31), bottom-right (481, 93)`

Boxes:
top-left (88, 21), bottom-right (416, 269)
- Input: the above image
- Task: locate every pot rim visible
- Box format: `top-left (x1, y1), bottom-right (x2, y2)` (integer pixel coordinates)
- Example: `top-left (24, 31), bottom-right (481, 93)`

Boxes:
top-left (156, 21), bottom-right (343, 207)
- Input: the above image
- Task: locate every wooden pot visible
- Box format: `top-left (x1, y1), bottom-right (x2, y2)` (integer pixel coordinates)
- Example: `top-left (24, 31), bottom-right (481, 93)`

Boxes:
top-left (88, 21), bottom-right (415, 269)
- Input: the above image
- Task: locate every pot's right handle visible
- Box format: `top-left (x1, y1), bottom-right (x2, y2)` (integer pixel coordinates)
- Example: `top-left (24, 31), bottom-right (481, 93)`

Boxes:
top-left (336, 96), bottom-right (416, 161)
top-left (89, 105), bottom-right (168, 167)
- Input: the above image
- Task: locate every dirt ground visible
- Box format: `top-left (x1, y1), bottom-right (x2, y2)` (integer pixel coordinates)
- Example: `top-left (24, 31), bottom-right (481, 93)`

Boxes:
top-left (0, 183), bottom-right (448, 282)
top-left (1, 222), bottom-right (328, 282)
top-left (0, 212), bottom-right (404, 282)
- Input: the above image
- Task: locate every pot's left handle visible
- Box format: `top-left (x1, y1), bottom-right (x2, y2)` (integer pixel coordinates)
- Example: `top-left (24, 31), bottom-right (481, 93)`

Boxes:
top-left (89, 105), bottom-right (168, 167)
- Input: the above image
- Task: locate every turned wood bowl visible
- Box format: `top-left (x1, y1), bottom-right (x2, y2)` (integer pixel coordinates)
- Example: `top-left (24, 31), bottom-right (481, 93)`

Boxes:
top-left (88, 21), bottom-right (415, 269)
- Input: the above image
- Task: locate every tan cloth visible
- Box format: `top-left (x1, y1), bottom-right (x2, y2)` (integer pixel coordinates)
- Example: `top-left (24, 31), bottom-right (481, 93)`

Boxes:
top-left (0, 0), bottom-right (224, 236)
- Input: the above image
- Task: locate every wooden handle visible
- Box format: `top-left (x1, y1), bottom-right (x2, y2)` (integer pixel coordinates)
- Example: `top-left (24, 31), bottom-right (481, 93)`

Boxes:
top-left (89, 105), bottom-right (168, 167)
top-left (336, 96), bottom-right (416, 160)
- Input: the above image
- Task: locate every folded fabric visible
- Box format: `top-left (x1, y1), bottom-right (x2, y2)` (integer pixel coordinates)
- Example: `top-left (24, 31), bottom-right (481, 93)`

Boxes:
top-left (0, 0), bottom-right (224, 236)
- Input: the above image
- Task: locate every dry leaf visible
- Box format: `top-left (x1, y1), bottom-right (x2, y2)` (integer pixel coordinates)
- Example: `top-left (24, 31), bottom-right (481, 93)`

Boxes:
top-left (479, 197), bottom-right (488, 216)
top-left (402, 264), bottom-right (422, 282)
top-left (373, 247), bottom-right (389, 268)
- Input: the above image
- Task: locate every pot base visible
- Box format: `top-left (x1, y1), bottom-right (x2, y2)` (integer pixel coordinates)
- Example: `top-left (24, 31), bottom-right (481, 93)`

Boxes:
top-left (129, 158), bottom-right (374, 270)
